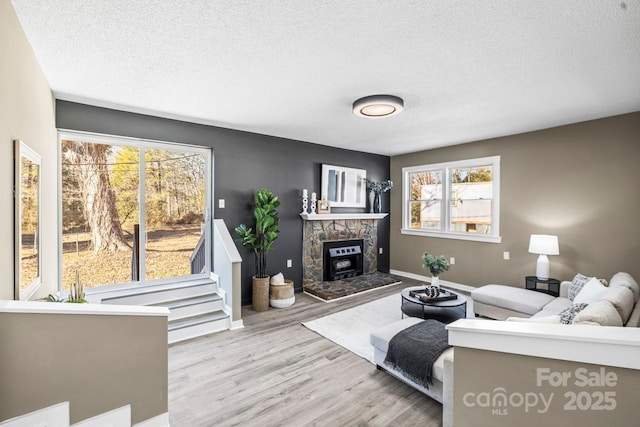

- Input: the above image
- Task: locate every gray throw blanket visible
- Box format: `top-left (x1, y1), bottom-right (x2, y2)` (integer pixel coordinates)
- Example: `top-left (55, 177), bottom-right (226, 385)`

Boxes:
top-left (383, 319), bottom-right (450, 388)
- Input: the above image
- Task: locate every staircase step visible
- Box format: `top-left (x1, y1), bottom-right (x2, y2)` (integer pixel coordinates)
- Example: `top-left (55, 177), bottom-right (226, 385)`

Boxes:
top-left (168, 311), bottom-right (230, 344)
top-left (82, 275), bottom-right (232, 343)
top-left (100, 279), bottom-right (218, 306)
top-left (158, 293), bottom-right (224, 322)
top-left (0, 402), bottom-right (69, 427)
top-left (168, 311), bottom-right (228, 330)
top-left (72, 405), bottom-right (131, 427)
top-left (160, 293), bottom-right (222, 310)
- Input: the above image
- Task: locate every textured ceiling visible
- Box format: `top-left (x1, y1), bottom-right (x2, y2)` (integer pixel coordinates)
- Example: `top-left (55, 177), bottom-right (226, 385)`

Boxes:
top-left (11, 0), bottom-right (640, 155)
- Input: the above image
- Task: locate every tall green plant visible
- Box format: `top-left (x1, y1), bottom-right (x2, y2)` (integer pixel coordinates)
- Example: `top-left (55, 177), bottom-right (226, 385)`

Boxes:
top-left (235, 188), bottom-right (280, 278)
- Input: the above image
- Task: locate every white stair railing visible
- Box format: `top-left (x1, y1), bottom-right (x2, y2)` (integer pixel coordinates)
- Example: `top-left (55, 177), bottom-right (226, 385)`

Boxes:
top-left (213, 219), bottom-right (243, 329)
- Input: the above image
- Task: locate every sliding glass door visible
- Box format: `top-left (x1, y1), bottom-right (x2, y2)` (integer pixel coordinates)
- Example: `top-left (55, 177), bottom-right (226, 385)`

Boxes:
top-left (60, 132), bottom-right (211, 291)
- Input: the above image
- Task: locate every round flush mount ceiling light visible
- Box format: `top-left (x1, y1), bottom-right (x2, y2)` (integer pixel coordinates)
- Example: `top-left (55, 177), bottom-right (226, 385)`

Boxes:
top-left (353, 94), bottom-right (404, 119)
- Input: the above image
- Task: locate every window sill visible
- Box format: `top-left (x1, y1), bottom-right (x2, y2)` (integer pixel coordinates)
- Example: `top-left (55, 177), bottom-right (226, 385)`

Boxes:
top-left (401, 228), bottom-right (502, 243)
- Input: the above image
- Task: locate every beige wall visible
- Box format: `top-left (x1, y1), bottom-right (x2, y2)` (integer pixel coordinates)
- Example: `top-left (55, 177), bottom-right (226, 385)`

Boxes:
top-left (0, 0), bottom-right (58, 300)
top-left (453, 347), bottom-right (639, 426)
top-left (0, 312), bottom-right (168, 424)
top-left (390, 112), bottom-right (640, 288)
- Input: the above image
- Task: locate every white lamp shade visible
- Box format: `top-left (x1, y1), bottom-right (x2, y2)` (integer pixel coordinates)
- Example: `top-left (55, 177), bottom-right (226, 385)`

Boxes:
top-left (528, 234), bottom-right (559, 255)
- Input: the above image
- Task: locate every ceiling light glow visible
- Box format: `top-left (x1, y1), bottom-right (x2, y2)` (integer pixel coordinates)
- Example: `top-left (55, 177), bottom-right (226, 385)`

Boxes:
top-left (353, 95), bottom-right (404, 119)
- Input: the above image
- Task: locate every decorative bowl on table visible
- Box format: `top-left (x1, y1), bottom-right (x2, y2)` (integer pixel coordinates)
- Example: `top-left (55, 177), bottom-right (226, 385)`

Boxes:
top-left (424, 285), bottom-right (440, 298)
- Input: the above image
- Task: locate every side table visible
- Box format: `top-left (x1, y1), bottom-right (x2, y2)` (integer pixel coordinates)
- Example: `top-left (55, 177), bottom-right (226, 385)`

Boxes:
top-left (525, 276), bottom-right (560, 297)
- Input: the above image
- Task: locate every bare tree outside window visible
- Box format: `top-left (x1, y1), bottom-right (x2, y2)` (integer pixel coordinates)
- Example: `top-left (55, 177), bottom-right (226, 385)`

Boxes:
top-left (63, 141), bottom-right (130, 252)
top-left (145, 149), bottom-right (205, 281)
top-left (403, 156), bottom-right (500, 242)
top-left (61, 139), bottom-right (207, 289)
top-left (409, 171), bottom-right (442, 229)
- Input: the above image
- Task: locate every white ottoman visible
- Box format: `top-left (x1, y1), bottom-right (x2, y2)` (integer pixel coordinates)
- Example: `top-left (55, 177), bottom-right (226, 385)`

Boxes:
top-left (370, 317), bottom-right (454, 427)
top-left (471, 284), bottom-right (556, 320)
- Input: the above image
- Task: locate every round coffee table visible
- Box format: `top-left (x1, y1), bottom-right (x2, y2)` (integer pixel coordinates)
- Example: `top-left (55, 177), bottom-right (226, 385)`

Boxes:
top-left (401, 286), bottom-right (467, 324)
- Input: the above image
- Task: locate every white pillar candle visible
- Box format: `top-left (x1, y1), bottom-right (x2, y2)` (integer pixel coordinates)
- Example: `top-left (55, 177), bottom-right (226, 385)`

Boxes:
top-left (302, 189), bottom-right (308, 197)
top-left (311, 192), bottom-right (317, 200)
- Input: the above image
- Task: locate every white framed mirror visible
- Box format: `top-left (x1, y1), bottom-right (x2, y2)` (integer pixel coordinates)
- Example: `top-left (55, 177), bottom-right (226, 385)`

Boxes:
top-left (15, 140), bottom-right (42, 300)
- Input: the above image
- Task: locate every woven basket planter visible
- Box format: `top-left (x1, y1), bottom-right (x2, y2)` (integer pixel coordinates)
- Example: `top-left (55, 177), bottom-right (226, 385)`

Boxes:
top-left (270, 279), bottom-right (295, 308)
top-left (252, 276), bottom-right (270, 312)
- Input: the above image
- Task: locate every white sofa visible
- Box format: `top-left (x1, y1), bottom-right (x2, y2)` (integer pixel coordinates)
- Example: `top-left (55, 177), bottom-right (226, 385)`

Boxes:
top-left (472, 272), bottom-right (640, 327)
top-left (369, 272), bottom-right (639, 427)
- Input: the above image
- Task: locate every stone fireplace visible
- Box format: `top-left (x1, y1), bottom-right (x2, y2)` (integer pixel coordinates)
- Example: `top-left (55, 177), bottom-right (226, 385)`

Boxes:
top-left (302, 215), bottom-right (385, 288)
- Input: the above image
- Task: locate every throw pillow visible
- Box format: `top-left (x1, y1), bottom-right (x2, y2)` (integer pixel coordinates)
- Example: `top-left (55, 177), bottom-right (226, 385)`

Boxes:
top-left (568, 274), bottom-right (591, 301)
top-left (573, 300), bottom-right (623, 327)
top-left (574, 277), bottom-right (608, 304)
top-left (609, 272), bottom-right (640, 304)
top-left (559, 303), bottom-right (589, 324)
top-left (599, 286), bottom-right (634, 324)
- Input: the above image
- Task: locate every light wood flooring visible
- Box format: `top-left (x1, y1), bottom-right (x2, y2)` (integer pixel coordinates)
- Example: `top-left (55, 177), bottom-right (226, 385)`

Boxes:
top-left (168, 278), bottom-right (444, 427)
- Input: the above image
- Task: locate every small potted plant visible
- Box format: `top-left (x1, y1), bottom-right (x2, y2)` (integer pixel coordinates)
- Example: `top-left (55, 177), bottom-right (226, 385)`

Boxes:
top-left (366, 178), bottom-right (393, 213)
top-left (67, 270), bottom-right (87, 303)
top-left (422, 252), bottom-right (449, 288)
top-left (235, 188), bottom-right (280, 311)
top-left (47, 270), bottom-right (87, 303)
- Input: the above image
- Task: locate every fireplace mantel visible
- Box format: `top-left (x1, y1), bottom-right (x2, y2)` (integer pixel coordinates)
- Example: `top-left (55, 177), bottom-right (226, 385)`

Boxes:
top-left (300, 213), bottom-right (388, 221)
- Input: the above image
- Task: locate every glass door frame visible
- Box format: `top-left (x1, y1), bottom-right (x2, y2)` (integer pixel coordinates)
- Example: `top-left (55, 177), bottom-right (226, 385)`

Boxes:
top-left (57, 129), bottom-right (213, 293)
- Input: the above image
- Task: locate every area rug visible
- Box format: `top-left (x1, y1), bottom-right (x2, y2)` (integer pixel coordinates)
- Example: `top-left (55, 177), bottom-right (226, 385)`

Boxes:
top-left (302, 293), bottom-right (402, 364)
top-left (302, 292), bottom-right (475, 364)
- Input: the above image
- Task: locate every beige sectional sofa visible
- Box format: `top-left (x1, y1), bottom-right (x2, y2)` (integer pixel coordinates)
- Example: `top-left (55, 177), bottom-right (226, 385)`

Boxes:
top-left (472, 272), bottom-right (640, 327)
top-left (369, 272), bottom-right (638, 427)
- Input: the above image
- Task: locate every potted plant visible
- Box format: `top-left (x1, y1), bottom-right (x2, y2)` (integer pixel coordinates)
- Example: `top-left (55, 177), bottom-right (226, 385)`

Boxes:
top-left (235, 188), bottom-right (280, 311)
top-left (422, 252), bottom-right (449, 288)
top-left (366, 178), bottom-right (393, 213)
top-left (47, 270), bottom-right (88, 303)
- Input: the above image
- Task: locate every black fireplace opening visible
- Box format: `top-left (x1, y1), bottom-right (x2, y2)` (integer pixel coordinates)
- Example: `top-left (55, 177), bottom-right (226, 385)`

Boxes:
top-left (323, 239), bottom-right (364, 281)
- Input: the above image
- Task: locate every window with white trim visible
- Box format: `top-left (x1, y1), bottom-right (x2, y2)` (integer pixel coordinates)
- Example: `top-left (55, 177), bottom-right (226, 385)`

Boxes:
top-left (59, 131), bottom-right (212, 291)
top-left (402, 156), bottom-right (501, 243)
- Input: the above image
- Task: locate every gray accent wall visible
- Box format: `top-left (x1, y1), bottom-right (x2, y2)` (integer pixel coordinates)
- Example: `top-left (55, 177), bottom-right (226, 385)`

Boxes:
top-left (56, 101), bottom-right (391, 304)
top-left (390, 112), bottom-right (640, 288)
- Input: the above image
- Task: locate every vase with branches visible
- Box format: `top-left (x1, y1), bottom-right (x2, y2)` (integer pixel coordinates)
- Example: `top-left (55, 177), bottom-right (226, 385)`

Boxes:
top-left (366, 178), bottom-right (393, 213)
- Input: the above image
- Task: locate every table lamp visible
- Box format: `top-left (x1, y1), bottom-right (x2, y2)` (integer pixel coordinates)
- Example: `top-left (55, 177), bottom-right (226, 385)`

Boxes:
top-left (528, 234), bottom-right (559, 280)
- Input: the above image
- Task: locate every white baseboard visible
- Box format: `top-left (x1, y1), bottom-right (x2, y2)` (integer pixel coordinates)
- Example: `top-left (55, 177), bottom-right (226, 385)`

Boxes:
top-left (390, 269), bottom-right (476, 294)
top-left (133, 412), bottom-right (169, 427)
top-left (230, 319), bottom-right (244, 330)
